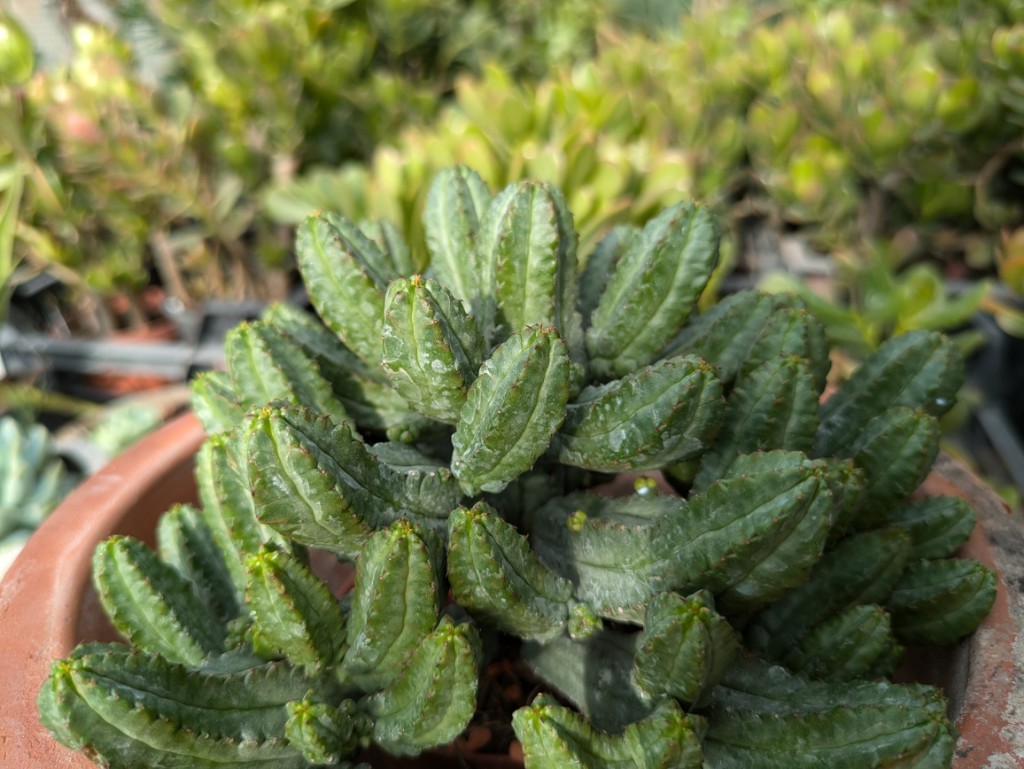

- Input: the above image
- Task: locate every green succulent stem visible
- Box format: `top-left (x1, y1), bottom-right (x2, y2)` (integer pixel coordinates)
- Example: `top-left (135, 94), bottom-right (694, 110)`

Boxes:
top-left (39, 165), bottom-right (983, 769)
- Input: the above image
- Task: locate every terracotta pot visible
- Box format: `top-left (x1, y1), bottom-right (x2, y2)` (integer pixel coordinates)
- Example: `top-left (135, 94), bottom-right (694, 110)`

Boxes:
top-left (893, 454), bottom-right (1024, 768)
top-left (0, 412), bottom-right (205, 769)
top-left (1, 417), bottom-right (1020, 768)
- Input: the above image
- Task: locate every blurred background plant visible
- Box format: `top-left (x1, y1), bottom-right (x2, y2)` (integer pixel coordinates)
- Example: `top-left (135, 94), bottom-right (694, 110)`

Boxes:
top-left (1, 0), bottom-right (679, 334)
top-left (7, 0), bottom-right (1023, 350)
top-left (0, 414), bottom-right (70, 578)
top-left (0, 385), bottom-right (186, 579)
top-left (4, 0), bottom-right (1024, 339)
top-left (0, 7), bottom-right (40, 326)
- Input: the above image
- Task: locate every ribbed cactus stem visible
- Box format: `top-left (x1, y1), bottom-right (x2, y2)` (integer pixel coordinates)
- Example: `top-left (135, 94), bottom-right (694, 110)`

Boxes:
top-left (423, 165), bottom-right (492, 312)
top-left (513, 695), bottom-right (705, 769)
top-left (381, 274), bottom-right (484, 422)
top-left (296, 212), bottom-right (390, 366)
top-left (451, 325), bottom-right (571, 495)
top-left (93, 536), bottom-right (225, 666)
top-left (447, 501), bottom-right (574, 640)
top-left (554, 354), bottom-right (724, 472)
top-left (586, 201), bottom-right (720, 379)
top-left (343, 521), bottom-right (443, 691)
top-left (245, 545), bottom-right (348, 669)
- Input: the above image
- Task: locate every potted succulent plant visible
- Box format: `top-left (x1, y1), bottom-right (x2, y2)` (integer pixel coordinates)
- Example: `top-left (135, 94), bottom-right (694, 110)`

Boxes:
top-left (10, 166), bottom-right (1014, 767)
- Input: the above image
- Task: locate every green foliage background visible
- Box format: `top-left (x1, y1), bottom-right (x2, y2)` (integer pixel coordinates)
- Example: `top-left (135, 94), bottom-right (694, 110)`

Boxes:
top-left (5, 0), bottom-right (1024, 347)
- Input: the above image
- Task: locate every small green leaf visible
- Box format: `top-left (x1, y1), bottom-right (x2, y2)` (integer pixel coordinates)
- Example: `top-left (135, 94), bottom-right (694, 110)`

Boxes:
top-left (0, 12), bottom-right (34, 85)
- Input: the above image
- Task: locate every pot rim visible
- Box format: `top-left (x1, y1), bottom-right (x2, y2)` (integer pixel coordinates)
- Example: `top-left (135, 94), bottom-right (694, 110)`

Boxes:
top-left (0, 411), bottom-right (206, 768)
top-left (914, 454), bottom-right (1024, 769)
